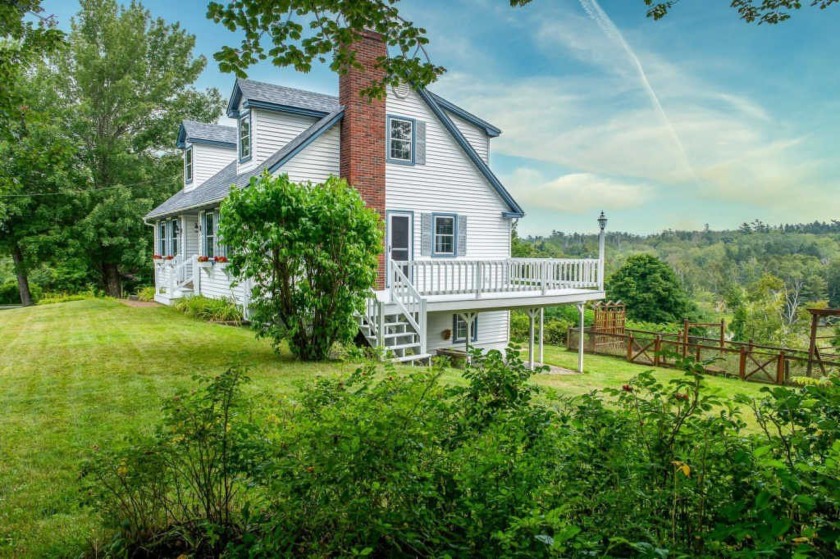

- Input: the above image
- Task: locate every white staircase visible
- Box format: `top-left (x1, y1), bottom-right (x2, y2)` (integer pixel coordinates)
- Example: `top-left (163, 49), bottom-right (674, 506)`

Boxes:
top-left (154, 255), bottom-right (196, 304)
top-left (359, 261), bottom-right (430, 363)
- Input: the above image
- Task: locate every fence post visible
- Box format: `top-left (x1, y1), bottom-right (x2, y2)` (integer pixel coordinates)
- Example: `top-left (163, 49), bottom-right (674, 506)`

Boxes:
top-left (654, 334), bottom-right (662, 367)
top-left (683, 319), bottom-right (690, 358)
top-left (627, 334), bottom-right (634, 362)
top-left (739, 346), bottom-right (747, 381)
top-left (776, 351), bottom-right (786, 385)
top-left (719, 319), bottom-right (725, 350)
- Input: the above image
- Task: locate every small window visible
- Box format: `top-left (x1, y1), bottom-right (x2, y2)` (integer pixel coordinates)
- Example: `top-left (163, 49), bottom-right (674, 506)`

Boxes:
top-left (158, 222), bottom-right (166, 255)
top-left (203, 212), bottom-right (215, 258)
top-left (453, 315), bottom-right (478, 343)
top-left (184, 146), bottom-right (193, 183)
top-left (433, 215), bottom-right (456, 256)
top-left (239, 113), bottom-right (251, 161)
top-left (388, 116), bottom-right (413, 163)
top-left (169, 219), bottom-right (180, 257)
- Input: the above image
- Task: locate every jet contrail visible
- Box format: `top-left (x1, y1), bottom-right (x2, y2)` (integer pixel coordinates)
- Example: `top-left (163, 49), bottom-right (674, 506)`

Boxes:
top-left (579, 0), bottom-right (699, 183)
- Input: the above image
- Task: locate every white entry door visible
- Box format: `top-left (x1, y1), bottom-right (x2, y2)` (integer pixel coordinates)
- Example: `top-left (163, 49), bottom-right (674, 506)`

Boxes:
top-left (387, 212), bottom-right (413, 283)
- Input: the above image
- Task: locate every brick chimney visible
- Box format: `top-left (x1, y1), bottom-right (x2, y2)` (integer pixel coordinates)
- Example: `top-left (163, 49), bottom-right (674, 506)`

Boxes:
top-left (339, 30), bottom-right (387, 289)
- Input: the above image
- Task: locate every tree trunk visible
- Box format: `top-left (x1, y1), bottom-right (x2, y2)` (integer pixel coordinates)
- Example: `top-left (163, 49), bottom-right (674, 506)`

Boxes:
top-left (102, 262), bottom-right (122, 298)
top-left (11, 241), bottom-right (33, 307)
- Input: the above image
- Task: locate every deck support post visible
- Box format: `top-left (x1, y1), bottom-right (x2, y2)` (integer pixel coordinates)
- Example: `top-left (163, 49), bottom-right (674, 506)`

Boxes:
top-left (539, 308), bottom-right (544, 366)
top-left (458, 312), bottom-right (478, 363)
top-left (597, 211), bottom-right (607, 291)
top-left (526, 308), bottom-right (540, 371)
top-left (577, 302), bottom-right (585, 373)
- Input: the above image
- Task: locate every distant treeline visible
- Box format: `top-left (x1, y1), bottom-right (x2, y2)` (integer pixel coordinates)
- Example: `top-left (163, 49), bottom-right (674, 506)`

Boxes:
top-left (514, 219), bottom-right (840, 346)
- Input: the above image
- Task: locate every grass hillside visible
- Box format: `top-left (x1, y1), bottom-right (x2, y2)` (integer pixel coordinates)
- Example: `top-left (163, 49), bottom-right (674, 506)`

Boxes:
top-left (0, 300), bottom-right (765, 557)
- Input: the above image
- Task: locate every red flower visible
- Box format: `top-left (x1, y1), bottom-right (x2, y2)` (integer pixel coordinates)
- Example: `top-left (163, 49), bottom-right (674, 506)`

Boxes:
top-left (622, 384), bottom-right (634, 393)
top-left (153, 254), bottom-right (163, 259)
top-left (673, 392), bottom-right (689, 401)
top-left (214, 256), bottom-right (228, 263)
top-left (165, 255), bottom-right (174, 260)
top-left (197, 256), bottom-right (210, 262)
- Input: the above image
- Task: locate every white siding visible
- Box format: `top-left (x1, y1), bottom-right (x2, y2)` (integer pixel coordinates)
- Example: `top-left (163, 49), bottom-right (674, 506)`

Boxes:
top-left (186, 143), bottom-right (235, 191)
top-left (274, 125), bottom-right (340, 183)
top-left (385, 89), bottom-right (512, 261)
top-left (195, 266), bottom-right (248, 304)
top-left (237, 105), bottom-right (318, 174)
top-left (183, 215), bottom-right (200, 257)
top-left (449, 113), bottom-right (490, 164)
top-left (386, 89), bottom-right (513, 349)
top-left (426, 310), bottom-right (510, 353)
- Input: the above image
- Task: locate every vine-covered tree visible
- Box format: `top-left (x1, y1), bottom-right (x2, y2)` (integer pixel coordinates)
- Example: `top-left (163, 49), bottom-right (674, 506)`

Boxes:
top-left (606, 253), bottom-right (694, 324)
top-left (54, 0), bottom-right (222, 296)
top-left (219, 174), bottom-right (382, 361)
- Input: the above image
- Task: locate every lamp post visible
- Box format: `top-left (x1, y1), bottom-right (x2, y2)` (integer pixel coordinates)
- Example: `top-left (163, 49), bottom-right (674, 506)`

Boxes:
top-left (597, 211), bottom-right (607, 291)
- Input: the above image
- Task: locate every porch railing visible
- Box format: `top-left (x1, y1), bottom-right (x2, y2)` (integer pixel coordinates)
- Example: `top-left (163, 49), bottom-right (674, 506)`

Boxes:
top-left (394, 258), bottom-right (600, 298)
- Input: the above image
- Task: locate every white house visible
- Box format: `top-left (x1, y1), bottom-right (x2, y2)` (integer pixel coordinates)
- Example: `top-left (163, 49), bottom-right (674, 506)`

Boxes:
top-left (145, 31), bottom-right (607, 365)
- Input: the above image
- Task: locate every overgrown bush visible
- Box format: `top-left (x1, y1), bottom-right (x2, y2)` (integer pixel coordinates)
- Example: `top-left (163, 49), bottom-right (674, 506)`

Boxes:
top-left (135, 286), bottom-right (156, 302)
top-left (174, 296), bottom-right (243, 325)
top-left (511, 310), bottom-right (572, 345)
top-left (83, 369), bottom-right (265, 557)
top-left (87, 354), bottom-right (840, 558)
top-left (0, 280), bottom-right (42, 304)
top-left (218, 173), bottom-right (382, 361)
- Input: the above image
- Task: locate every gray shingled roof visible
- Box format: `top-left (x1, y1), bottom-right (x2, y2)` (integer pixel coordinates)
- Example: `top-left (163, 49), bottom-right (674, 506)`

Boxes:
top-left (147, 109), bottom-right (344, 220)
top-left (181, 120), bottom-right (237, 146)
top-left (234, 79), bottom-right (340, 114)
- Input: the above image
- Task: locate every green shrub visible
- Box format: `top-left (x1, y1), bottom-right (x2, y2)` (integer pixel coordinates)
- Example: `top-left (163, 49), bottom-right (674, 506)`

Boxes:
top-left (135, 286), bottom-right (156, 302)
top-left (174, 295), bottom-right (243, 325)
top-left (88, 354), bottom-right (840, 558)
top-left (0, 280), bottom-right (42, 304)
top-left (511, 310), bottom-right (572, 345)
top-left (37, 290), bottom-right (97, 305)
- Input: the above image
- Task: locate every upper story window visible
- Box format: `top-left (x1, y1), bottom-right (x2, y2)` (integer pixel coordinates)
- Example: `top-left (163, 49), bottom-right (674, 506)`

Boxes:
top-left (387, 116), bottom-right (414, 164)
top-left (184, 146), bottom-right (193, 183)
top-left (238, 113), bottom-right (252, 162)
top-left (433, 214), bottom-right (456, 256)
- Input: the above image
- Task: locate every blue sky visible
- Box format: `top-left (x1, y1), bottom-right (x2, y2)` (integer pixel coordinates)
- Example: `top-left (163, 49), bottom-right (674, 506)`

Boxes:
top-left (42, 0), bottom-right (840, 235)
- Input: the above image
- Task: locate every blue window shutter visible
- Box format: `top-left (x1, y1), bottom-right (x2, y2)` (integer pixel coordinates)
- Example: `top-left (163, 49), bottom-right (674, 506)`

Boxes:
top-left (415, 120), bottom-right (426, 165)
top-left (421, 213), bottom-right (432, 256)
top-left (457, 215), bottom-right (467, 257)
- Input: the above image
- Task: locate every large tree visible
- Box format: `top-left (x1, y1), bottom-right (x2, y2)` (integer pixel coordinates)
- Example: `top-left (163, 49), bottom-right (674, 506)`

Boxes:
top-left (606, 253), bottom-right (694, 324)
top-left (0, 70), bottom-right (79, 306)
top-left (0, 0), bottom-right (64, 133)
top-left (207, 0), bottom-right (836, 98)
top-left (55, 0), bottom-right (222, 296)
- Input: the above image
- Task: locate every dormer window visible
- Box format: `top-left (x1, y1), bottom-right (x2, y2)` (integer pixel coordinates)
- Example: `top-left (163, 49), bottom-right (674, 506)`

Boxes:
top-left (184, 146), bottom-right (193, 183)
top-left (387, 115), bottom-right (414, 164)
top-left (239, 112), bottom-right (252, 162)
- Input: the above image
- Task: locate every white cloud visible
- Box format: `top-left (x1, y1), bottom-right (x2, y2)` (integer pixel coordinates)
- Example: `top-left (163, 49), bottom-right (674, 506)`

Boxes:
top-left (504, 169), bottom-right (652, 214)
top-left (433, 4), bottom-right (839, 216)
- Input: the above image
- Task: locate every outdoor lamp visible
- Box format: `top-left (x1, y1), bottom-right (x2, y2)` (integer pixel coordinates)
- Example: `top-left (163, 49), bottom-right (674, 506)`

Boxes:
top-left (598, 211), bottom-right (608, 231)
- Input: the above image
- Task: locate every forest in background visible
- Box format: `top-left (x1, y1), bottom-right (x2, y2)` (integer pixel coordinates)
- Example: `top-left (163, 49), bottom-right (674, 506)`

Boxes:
top-left (513, 219), bottom-right (840, 349)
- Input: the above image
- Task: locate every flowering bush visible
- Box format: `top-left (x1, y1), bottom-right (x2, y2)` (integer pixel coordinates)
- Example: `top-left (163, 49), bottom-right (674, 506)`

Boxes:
top-left (214, 255), bottom-right (228, 263)
top-left (197, 255), bottom-right (210, 263)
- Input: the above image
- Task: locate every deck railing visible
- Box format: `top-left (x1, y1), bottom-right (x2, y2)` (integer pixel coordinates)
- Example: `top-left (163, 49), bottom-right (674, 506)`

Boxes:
top-left (394, 258), bottom-right (600, 298)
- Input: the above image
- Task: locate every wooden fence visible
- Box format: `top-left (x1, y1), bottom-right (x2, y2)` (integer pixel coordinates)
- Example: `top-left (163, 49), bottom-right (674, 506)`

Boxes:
top-left (567, 327), bottom-right (840, 385)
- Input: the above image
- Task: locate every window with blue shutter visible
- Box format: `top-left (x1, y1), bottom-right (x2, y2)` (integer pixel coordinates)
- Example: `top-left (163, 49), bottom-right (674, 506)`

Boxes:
top-left (421, 213), bottom-right (467, 257)
top-left (453, 314), bottom-right (478, 343)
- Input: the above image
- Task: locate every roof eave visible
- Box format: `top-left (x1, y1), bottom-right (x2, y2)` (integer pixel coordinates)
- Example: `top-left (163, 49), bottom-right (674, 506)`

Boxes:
top-left (429, 92), bottom-right (502, 137)
top-left (417, 88), bottom-right (524, 218)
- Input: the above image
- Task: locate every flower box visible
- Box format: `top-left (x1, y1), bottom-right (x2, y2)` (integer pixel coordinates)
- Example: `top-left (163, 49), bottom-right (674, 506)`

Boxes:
top-left (197, 256), bottom-right (213, 269)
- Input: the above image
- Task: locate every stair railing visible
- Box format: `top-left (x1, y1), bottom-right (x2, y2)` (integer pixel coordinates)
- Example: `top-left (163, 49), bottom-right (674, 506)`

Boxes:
top-left (390, 259), bottom-right (427, 355)
top-left (362, 289), bottom-right (385, 348)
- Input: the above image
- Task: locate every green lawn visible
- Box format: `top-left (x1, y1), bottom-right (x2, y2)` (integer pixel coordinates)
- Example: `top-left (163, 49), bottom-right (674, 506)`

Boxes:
top-left (0, 299), bottom-right (767, 558)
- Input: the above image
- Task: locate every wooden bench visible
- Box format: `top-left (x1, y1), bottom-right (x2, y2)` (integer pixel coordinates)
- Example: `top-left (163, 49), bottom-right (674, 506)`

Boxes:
top-left (436, 348), bottom-right (469, 368)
